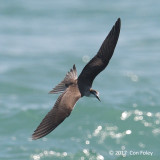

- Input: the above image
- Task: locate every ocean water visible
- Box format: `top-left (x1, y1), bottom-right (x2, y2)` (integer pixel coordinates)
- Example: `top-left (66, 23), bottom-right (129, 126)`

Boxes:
top-left (0, 0), bottom-right (160, 159)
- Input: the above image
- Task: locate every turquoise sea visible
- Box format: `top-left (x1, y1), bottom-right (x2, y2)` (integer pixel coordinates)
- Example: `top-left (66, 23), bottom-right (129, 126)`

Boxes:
top-left (0, 0), bottom-right (160, 159)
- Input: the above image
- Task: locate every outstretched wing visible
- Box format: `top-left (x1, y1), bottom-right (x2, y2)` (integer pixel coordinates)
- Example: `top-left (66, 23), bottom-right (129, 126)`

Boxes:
top-left (32, 85), bottom-right (81, 140)
top-left (49, 64), bottom-right (77, 94)
top-left (78, 18), bottom-right (121, 88)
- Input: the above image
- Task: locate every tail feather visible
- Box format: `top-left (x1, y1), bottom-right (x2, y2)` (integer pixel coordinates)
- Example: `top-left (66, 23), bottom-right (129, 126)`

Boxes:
top-left (49, 65), bottom-right (77, 94)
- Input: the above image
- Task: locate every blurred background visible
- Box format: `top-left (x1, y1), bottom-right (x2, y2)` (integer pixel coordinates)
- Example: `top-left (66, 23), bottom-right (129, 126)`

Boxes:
top-left (0, 0), bottom-right (160, 159)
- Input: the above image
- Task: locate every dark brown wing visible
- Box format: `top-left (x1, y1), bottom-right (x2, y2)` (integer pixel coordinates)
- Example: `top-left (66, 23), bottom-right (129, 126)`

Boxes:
top-left (32, 85), bottom-right (81, 140)
top-left (78, 18), bottom-right (121, 92)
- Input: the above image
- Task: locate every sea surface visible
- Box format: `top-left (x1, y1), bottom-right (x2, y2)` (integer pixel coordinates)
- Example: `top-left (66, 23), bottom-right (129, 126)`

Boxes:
top-left (0, 0), bottom-right (160, 160)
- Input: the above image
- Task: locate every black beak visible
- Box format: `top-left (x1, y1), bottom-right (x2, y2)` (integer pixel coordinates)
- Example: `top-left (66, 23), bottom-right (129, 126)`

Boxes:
top-left (96, 95), bottom-right (101, 102)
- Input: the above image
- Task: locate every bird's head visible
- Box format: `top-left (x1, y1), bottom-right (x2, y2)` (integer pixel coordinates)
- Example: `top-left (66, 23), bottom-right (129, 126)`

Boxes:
top-left (90, 89), bottom-right (101, 101)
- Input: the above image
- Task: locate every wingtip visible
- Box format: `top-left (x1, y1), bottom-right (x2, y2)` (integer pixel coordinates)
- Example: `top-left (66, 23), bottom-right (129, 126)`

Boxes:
top-left (31, 135), bottom-right (36, 140)
top-left (116, 17), bottom-right (121, 25)
top-left (32, 134), bottom-right (39, 140)
top-left (31, 133), bottom-right (37, 140)
top-left (32, 131), bottom-right (44, 140)
top-left (112, 18), bottom-right (121, 35)
top-left (116, 18), bottom-right (121, 28)
top-left (117, 17), bottom-right (121, 22)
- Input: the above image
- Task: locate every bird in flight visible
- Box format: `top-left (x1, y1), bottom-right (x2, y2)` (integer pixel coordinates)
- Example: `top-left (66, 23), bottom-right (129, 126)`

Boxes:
top-left (32, 18), bottom-right (121, 140)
